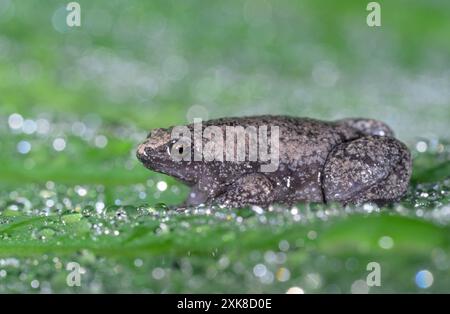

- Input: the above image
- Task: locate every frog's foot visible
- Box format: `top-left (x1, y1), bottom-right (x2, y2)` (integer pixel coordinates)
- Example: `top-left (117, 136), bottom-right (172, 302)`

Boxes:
top-left (323, 135), bottom-right (412, 205)
top-left (336, 118), bottom-right (394, 137)
top-left (213, 173), bottom-right (274, 208)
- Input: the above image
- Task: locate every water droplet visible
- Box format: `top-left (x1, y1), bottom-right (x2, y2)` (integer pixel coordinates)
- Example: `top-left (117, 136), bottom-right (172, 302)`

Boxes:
top-left (351, 279), bottom-right (369, 294)
top-left (53, 138), bottom-right (66, 151)
top-left (94, 135), bottom-right (108, 148)
top-left (416, 141), bottom-right (428, 153)
top-left (253, 264), bottom-right (267, 277)
top-left (378, 236), bottom-right (394, 249)
top-left (152, 267), bottom-right (165, 280)
top-left (134, 259), bottom-right (143, 267)
top-left (156, 181), bottom-right (168, 192)
top-left (22, 119), bottom-right (37, 134)
top-left (17, 141), bottom-right (31, 154)
top-left (61, 213), bottom-right (82, 224)
top-left (286, 286), bottom-right (304, 294)
top-left (415, 270), bottom-right (433, 289)
top-left (30, 279), bottom-right (40, 289)
top-left (276, 267), bottom-right (291, 282)
top-left (33, 228), bottom-right (56, 240)
top-left (8, 113), bottom-right (23, 130)
top-left (154, 203), bottom-right (168, 211)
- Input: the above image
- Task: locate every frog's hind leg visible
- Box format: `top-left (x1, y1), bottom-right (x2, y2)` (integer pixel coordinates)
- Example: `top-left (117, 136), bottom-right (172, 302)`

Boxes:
top-left (322, 136), bottom-right (411, 205)
top-left (214, 173), bottom-right (274, 208)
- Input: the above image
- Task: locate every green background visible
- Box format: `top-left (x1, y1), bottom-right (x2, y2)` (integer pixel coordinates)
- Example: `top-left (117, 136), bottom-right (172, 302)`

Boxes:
top-left (0, 0), bottom-right (449, 293)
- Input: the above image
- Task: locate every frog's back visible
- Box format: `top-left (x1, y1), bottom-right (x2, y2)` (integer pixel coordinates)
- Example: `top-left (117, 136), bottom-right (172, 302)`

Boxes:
top-left (202, 115), bottom-right (358, 166)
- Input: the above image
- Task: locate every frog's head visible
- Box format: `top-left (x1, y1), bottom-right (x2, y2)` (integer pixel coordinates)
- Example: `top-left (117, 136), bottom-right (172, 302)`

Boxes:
top-left (136, 127), bottom-right (199, 184)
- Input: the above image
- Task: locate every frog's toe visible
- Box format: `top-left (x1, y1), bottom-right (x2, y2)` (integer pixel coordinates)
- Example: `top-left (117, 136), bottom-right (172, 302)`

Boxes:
top-left (323, 136), bottom-right (412, 204)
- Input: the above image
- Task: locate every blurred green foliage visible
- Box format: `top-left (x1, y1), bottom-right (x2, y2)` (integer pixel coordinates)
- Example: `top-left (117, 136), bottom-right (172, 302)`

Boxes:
top-left (0, 0), bottom-right (449, 293)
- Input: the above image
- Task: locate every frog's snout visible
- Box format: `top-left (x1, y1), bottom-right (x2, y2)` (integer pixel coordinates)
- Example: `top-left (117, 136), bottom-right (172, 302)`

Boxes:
top-left (136, 141), bottom-right (150, 162)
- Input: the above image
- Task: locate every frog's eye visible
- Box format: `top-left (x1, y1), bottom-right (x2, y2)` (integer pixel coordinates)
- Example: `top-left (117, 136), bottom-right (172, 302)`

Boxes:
top-left (176, 145), bottom-right (184, 155)
top-left (167, 139), bottom-right (190, 160)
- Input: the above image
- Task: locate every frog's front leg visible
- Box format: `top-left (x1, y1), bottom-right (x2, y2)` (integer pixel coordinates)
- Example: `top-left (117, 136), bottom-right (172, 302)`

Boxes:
top-left (213, 173), bottom-right (275, 208)
top-left (323, 136), bottom-right (412, 205)
top-left (184, 184), bottom-right (210, 206)
top-left (184, 167), bottom-right (222, 207)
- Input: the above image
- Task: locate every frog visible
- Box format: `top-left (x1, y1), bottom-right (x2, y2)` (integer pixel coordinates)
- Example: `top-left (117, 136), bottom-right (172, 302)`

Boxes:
top-left (136, 116), bottom-right (412, 208)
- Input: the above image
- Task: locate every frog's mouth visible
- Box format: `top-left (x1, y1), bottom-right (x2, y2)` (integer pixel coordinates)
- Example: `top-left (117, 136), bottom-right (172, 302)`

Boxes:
top-left (136, 142), bottom-right (197, 185)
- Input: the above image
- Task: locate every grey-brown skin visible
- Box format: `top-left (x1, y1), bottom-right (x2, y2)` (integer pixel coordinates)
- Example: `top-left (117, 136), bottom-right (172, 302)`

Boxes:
top-left (136, 116), bottom-right (412, 208)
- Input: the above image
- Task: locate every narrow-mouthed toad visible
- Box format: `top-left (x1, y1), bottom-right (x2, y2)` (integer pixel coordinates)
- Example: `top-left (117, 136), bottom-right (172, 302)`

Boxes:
top-left (137, 116), bottom-right (411, 208)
